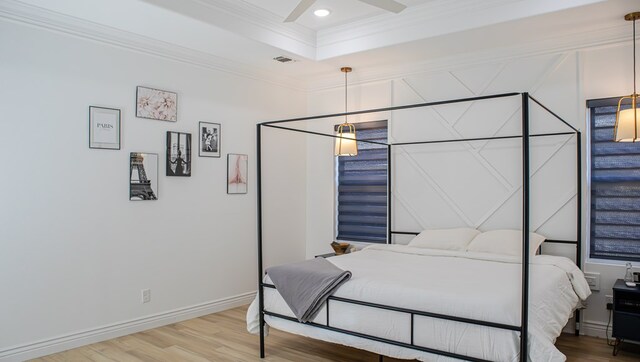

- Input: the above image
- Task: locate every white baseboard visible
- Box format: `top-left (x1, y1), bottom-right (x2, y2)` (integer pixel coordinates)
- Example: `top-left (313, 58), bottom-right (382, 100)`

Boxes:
top-left (0, 291), bottom-right (256, 362)
top-left (581, 319), bottom-right (609, 339)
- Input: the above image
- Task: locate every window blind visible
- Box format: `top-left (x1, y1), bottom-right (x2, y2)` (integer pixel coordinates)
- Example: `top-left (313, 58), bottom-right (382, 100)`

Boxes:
top-left (588, 97), bottom-right (640, 262)
top-left (336, 120), bottom-right (388, 243)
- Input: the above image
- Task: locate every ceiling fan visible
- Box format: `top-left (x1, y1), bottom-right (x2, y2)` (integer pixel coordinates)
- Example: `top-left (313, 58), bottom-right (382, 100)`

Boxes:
top-left (284, 0), bottom-right (407, 22)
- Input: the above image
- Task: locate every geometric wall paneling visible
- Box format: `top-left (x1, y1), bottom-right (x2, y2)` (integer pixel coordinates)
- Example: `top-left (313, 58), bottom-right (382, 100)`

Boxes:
top-left (529, 101), bottom-right (567, 134)
top-left (536, 197), bottom-right (580, 261)
top-left (391, 190), bottom-right (432, 233)
top-left (402, 72), bottom-right (475, 104)
top-left (453, 96), bottom-right (520, 138)
top-left (528, 52), bottom-right (580, 131)
top-left (476, 188), bottom-right (523, 231)
top-left (392, 78), bottom-right (424, 105)
top-left (384, 50), bottom-right (581, 241)
top-left (408, 145), bottom-right (511, 223)
top-left (393, 78), bottom-right (514, 191)
top-left (449, 62), bottom-right (506, 96)
top-left (394, 148), bottom-right (473, 227)
top-left (477, 136), bottom-right (576, 230)
top-left (402, 74), bottom-right (474, 124)
top-left (483, 53), bottom-right (563, 95)
top-left (529, 135), bottom-right (575, 175)
top-left (477, 138), bottom-right (522, 187)
top-left (529, 140), bottom-right (577, 225)
top-left (390, 105), bottom-right (456, 143)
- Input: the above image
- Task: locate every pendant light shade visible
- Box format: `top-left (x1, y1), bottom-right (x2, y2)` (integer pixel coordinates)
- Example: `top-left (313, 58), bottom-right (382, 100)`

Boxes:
top-left (335, 67), bottom-right (358, 156)
top-left (614, 12), bottom-right (640, 142)
top-left (615, 98), bottom-right (640, 142)
top-left (335, 123), bottom-right (358, 156)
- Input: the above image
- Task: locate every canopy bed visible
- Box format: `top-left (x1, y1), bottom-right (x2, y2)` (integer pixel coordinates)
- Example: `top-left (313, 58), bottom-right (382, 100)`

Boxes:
top-left (250, 92), bottom-right (587, 361)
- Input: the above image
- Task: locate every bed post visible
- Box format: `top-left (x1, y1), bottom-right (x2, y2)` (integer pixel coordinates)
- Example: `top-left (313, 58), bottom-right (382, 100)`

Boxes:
top-left (387, 145), bottom-right (392, 244)
top-left (575, 131), bottom-right (582, 336)
top-left (520, 92), bottom-right (530, 362)
top-left (257, 123), bottom-right (265, 358)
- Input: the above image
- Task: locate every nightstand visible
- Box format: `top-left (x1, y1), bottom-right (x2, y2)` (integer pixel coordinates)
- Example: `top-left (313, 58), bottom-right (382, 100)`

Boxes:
top-left (315, 252), bottom-right (336, 258)
top-left (612, 279), bottom-right (640, 356)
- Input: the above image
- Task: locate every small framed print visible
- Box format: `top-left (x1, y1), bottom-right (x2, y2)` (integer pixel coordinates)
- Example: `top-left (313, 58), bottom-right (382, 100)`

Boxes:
top-left (166, 131), bottom-right (192, 177)
top-left (199, 122), bottom-right (221, 157)
top-left (227, 153), bottom-right (248, 194)
top-left (89, 106), bottom-right (120, 150)
top-left (130, 152), bottom-right (158, 201)
top-left (136, 86), bottom-right (177, 122)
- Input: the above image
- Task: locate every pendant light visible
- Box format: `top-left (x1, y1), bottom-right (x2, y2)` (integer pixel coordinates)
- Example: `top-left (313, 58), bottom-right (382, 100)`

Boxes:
top-left (615, 12), bottom-right (640, 142)
top-left (335, 67), bottom-right (358, 156)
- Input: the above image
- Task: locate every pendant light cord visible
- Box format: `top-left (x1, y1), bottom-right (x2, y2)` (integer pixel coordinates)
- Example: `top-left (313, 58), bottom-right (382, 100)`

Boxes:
top-left (634, 18), bottom-right (637, 97)
top-left (344, 70), bottom-right (348, 122)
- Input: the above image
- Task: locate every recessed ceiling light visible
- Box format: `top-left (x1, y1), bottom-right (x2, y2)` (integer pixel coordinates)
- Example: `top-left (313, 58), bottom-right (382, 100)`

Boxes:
top-left (314, 9), bottom-right (331, 17)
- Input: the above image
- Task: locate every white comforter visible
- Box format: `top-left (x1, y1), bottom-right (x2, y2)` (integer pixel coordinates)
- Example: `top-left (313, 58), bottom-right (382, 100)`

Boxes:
top-left (247, 245), bottom-right (590, 361)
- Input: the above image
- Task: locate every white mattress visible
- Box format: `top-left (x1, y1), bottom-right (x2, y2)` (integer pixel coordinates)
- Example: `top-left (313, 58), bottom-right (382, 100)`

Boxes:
top-left (247, 244), bottom-right (590, 362)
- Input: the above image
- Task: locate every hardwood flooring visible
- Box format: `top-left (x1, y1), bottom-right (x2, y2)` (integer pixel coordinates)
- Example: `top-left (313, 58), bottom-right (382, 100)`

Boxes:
top-left (31, 305), bottom-right (640, 362)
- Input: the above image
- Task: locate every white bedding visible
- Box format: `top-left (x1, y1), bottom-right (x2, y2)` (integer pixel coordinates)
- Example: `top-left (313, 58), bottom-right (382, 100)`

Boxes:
top-left (247, 244), bottom-right (590, 361)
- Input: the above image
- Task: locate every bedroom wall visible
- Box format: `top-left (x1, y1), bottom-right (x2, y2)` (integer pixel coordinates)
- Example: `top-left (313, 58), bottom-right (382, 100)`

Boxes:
top-left (305, 43), bottom-right (636, 338)
top-left (0, 18), bottom-right (306, 361)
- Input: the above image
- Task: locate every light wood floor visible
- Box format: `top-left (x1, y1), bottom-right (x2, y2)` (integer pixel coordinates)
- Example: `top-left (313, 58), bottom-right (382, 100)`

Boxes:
top-left (31, 305), bottom-right (640, 362)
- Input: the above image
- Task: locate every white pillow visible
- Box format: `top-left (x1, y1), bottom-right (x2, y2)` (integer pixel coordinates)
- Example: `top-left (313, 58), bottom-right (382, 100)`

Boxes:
top-left (466, 229), bottom-right (546, 256)
top-left (408, 228), bottom-right (481, 251)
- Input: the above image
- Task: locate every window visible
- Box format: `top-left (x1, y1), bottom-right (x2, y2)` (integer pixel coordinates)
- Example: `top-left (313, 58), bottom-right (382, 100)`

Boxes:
top-left (588, 97), bottom-right (640, 261)
top-left (336, 120), bottom-right (388, 243)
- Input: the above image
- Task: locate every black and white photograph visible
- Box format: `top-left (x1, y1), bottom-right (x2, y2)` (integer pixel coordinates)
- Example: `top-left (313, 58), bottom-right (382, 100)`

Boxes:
top-left (129, 152), bottom-right (158, 201)
top-left (89, 106), bottom-right (120, 150)
top-left (166, 131), bottom-right (191, 176)
top-left (198, 122), bottom-right (220, 157)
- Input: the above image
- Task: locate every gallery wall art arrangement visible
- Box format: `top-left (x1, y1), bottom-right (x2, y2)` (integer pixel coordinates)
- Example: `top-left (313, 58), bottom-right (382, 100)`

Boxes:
top-left (88, 86), bottom-right (246, 200)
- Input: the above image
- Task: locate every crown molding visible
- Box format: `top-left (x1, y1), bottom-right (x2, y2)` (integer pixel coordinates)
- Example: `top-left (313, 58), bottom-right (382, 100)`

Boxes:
top-left (142, 0), bottom-right (317, 60)
top-left (307, 22), bottom-right (631, 91)
top-left (0, 0), bottom-right (307, 92)
top-left (318, 0), bottom-right (511, 46)
top-left (315, 0), bottom-right (607, 60)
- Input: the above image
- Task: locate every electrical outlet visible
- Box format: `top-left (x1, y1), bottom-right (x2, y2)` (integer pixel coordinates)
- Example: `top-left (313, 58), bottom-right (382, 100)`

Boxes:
top-left (605, 295), bottom-right (613, 304)
top-left (142, 289), bottom-right (151, 304)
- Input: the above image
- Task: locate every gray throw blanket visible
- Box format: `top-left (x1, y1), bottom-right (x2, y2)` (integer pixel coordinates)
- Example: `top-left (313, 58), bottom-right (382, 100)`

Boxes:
top-left (266, 257), bottom-right (352, 323)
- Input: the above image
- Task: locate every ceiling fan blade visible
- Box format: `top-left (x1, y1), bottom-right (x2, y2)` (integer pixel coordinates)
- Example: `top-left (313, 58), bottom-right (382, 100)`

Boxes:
top-left (284, 0), bottom-right (316, 22)
top-left (357, 0), bottom-right (407, 13)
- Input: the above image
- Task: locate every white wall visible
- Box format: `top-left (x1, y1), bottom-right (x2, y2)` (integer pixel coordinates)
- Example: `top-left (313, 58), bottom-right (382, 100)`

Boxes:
top-left (306, 44), bottom-right (637, 337)
top-left (0, 19), bottom-right (306, 361)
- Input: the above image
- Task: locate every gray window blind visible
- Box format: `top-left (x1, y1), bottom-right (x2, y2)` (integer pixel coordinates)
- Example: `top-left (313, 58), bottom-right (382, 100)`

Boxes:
top-left (336, 120), bottom-right (388, 243)
top-left (588, 97), bottom-right (640, 261)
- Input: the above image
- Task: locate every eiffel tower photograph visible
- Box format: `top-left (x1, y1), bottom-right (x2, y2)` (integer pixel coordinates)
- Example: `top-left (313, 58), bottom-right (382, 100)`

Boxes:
top-left (129, 152), bottom-right (158, 201)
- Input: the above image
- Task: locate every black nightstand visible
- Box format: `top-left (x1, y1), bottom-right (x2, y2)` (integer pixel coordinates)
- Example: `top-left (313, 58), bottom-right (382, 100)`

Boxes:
top-left (315, 253), bottom-right (336, 258)
top-left (612, 279), bottom-right (640, 355)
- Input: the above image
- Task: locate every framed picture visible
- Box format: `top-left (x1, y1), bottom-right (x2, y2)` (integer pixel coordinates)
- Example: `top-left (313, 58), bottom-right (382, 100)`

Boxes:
top-left (89, 106), bottom-right (120, 150)
top-left (136, 86), bottom-right (177, 122)
top-left (130, 152), bottom-right (158, 201)
top-left (227, 153), bottom-right (248, 194)
top-left (166, 131), bottom-right (192, 177)
top-left (199, 122), bottom-right (221, 158)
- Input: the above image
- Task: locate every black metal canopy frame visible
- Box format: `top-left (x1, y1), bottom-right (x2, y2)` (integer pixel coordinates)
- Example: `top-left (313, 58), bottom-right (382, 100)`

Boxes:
top-left (255, 92), bottom-right (582, 362)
